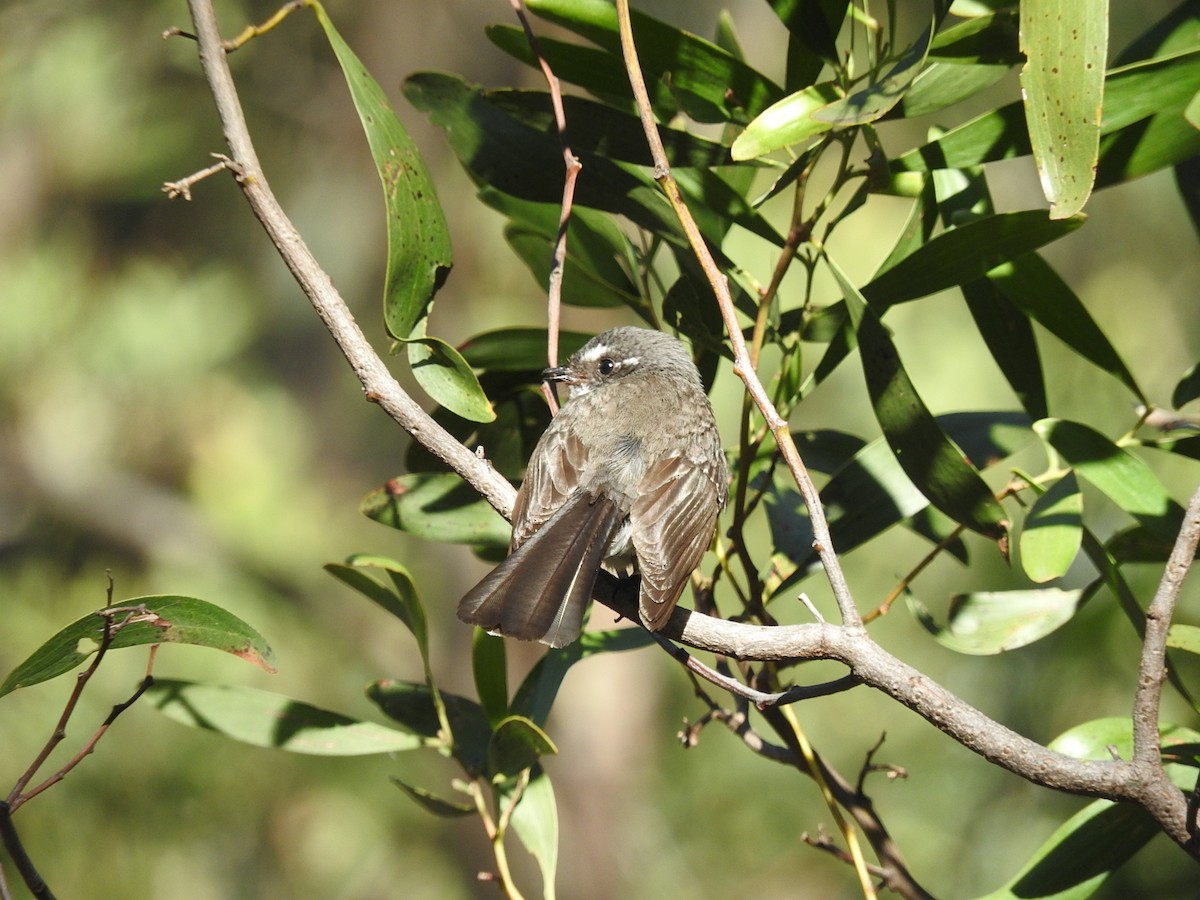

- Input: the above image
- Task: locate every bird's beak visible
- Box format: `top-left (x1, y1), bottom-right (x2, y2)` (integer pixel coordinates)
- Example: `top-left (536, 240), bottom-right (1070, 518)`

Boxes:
top-left (542, 365), bottom-right (572, 384)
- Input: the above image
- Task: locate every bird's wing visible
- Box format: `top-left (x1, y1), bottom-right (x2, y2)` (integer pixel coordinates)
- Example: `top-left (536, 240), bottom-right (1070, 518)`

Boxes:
top-left (510, 418), bottom-right (588, 549)
top-left (630, 454), bottom-right (724, 631)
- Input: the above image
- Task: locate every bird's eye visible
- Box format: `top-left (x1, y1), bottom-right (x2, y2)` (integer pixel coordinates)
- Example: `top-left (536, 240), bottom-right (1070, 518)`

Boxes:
top-left (598, 357), bottom-right (616, 375)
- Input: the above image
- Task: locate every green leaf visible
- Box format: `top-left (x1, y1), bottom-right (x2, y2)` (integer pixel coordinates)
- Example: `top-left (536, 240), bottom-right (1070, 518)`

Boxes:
top-left (1173, 360), bottom-right (1200, 408)
top-left (1167, 623), bottom-right (1200, 656)
top-left (403, 72), bottom-right (682, 242)
top-left (402, 336), bottom-right (495, 424)
top-left (1035, 419), bottom-right (1185, 542)
top-left (368, 681), bottom-right (492, 775)
top-left (766, 0), bottom-right (848, 65)
top-left (731, 82), bottom-right (842, 160)
top-left (831, 256), bottom-right (1008, 540)
top-left (525, 0), bottom-right (784, 122)
top-left (325, 556), bottom-right (429, 662)
top-left (976, 799), bottom-right (1159, 900)
top-left (457, 327), bottom-right (593, 372)
top-left (310, 2), bottom-right (451, 341)
top-left (391, 778), bottom-right (475, 817)
top-left (909, 588), bottom-right (1084, 654)
top-left (901, 60), bottom-right (1010, 118)
top-left (812, 23), bottom-right (934, 126)
top-left (148, 679), bottom-right (421, 756)
top-left (505, 227), bottom-right (636, 310)
top-left (505, 768), bottom-right (559, 896)
top-left (1, 596), bottom-right (275, 696)
top-left (862, 211), bottom-right (1086, 310)
top-left (361, 473), bottom-right (511, 548)
top-left (472, 630), bottom-right (509, 727)
top-left (488, 715), bottom-right (558, 780)
top-left (1019, 0), bottom-right (1108, 217)
top-left (1020, 474), bottom-right (1083, 583)
top-left (987, 254), bottom-right (1144, 403)
top-left (1050, 717), bottom-right (1200, 786)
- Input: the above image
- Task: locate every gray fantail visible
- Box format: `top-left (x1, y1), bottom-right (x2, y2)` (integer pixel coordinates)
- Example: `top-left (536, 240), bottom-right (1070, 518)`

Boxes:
top-left (457, 326), bottom-right (727, 647)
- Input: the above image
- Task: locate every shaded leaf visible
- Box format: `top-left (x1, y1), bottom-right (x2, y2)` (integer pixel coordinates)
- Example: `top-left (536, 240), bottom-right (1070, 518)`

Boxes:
top-left (909, 588), bottom-right (1084, 654)
top-left (488, 715), bottom-right (558, 780)
top-left (987, 254), bottom-right (1144, 403)
top-left (1, 596), bottom-right (275, 696)
top-left (311, 2), bottom-right (451, 341)
top-left (1019, 0), bottom-right (1108, 217)
top-left (766, 0), bottom-right (848, 65)
top-left (361, 473), bottom-right (510, 548)
top-left (525, 0), bottom-right (784, 122)
top-left (1020, 473), bottom-right (1084, 583)
top-left (149, 679), bottom-right (420, 756)
top-left (1035, 419), bottom-right (1185, 542)
top-left (368, 680), bottom-right (492, 775)
top-left (831, 256), bottom-right (1008, 540)
top-left (326, 557), bottom-right (428, 658)
top-left (391, 778), bottom-right (474, 817)
top-left (457, 327), bottom-right (593, 373)
top-left (473, 630), bottom-right (509, 727)
top-left (862, 211), bottom-right (1086, 310)
top-left (1173, 360), bottom-right (1200, 408)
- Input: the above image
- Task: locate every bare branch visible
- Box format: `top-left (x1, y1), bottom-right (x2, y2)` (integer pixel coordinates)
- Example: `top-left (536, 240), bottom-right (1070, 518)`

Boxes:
top-left (181, 0), bottom-right (517, 519)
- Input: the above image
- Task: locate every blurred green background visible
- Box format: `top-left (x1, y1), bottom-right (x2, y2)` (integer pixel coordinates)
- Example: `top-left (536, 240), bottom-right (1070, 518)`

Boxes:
top-left (2, 1), bottom-right (1198, 897)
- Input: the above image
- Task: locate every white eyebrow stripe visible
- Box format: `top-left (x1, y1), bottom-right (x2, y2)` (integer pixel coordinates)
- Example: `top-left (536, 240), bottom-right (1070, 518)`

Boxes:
top-left (579, 344), bottom-right (612, 363)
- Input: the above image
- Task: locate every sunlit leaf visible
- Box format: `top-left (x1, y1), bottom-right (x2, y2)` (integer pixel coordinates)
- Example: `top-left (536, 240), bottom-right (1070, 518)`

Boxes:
top-left (813, 23), bottom-right (933, 126)
top-left (149, 679), bottom-right (420, 755)
top-left (909, 588), bottom-right (1084, 654)
top-left (361, 473), bottom-right (511, 548)
top-left (1020, 474), bottom-right (1083, 583)
top-left (1035, 419), bottom-right (1184, 542)
top-left (731, 82), bottom-right (841, 160)
top-left (505, 768), bottom-right (559, 894)
top-left (1, 596), bottom-right (275, 696)
top-left (1020, 0), bottom-right (1108, 217)
top-left (310, 2), bottom-right (452, 341)
top-left (403, 336), bottom-right (495, 423)
top-left (326, 556), bottom-right (429, 663)
top-left (1167, 624), bottom-right (1200, 656)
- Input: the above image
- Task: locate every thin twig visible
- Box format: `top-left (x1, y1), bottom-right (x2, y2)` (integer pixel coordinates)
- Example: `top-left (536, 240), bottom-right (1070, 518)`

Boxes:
top-left (611, 0), bottom-right (861, 631)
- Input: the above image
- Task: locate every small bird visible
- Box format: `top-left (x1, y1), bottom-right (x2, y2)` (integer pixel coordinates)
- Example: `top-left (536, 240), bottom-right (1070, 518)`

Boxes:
top-left (458, 326), bottom-right (727, 647)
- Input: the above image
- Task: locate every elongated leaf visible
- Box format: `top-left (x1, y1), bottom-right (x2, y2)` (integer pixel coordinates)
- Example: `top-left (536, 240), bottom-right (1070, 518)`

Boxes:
top-left (403, 337), bottom-right (494, 423)
top-left (391, 778), bottom-right (475, 817)
top-left (506, 227), bottom-right (636, 310)
top-left (457, 328), bottom-right (593, 373)
top-left (987, 254), bottom-right (1144, 402)
top-left (767, 0), bottom-right (848, 64)
top-left (1172, 360), bottom-right (1200, 408)
top-left (813, 24), bottom-right (933, 126)
top-left (976, 799), bottom-right (1159, 900)
top-left (325, 556), bottom-right (429, 662)
top-left (368, 680), bottom-right (492, 775)
top-left (1020, 0), bottom-right (1108, 217)
top-left (525, 0), bottom-right (784, 122)
top-left (892, 49), bottom-right (1200, 181)
top-left (831, 256), bottom-right (1008, 540)
top-left (149, 679), bottom-right (421, 755)
top-left (1035, 419), bottom-right (1184, 542)
top-left (361, 473), bottom-right (510, 548)
top-left (1168, 624), bottom-right (1200, 656)
top-left (505, 768), bottom-right (559, 896)
top-left (862, 211), bottom-right (1085, 310)
top-left (403, 73), bottom-right (682, 242)
top-left (486, 87), bottom-right (735, 168)
top-left (1050, 717), bottom-right (1200, 786)
top-left (731, 82), bottom-right (842, 160)
top-left (909, 588), bottom-right (1084, 654)
top-left (1, 596), bottom-right (275, 696)
top-left (473, 630), bottom-right (509, 727)
top-left (310, 2), bottom-right (451, 341)
top-left (488, 715), bottom-right (558, 780)
top-left (1020, 474), bottom-right (1084, 583)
